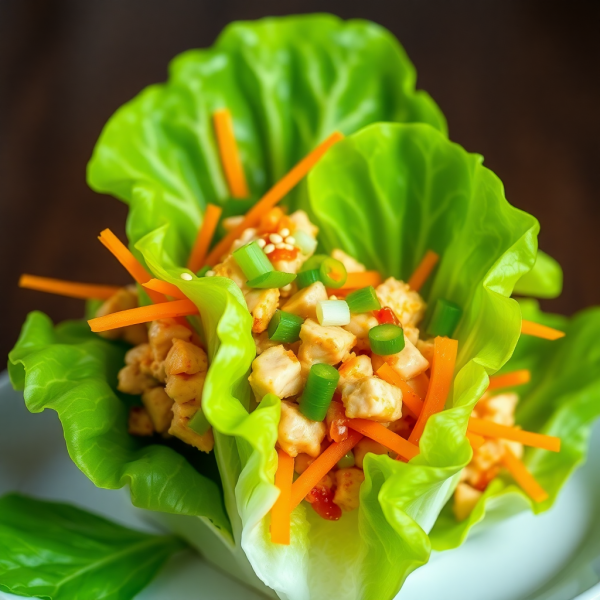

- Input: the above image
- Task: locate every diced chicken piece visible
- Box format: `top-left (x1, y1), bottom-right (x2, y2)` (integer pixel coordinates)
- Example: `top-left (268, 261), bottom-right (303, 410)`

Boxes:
top-left (342, 377), bottom-right (403, 422)
top-left (213, 255), bottom-right (249, 293)
top-left (416, 338), bottom-right (434, 364)
top-left (331, 249), bottom-right (366, 273)
top-left (343, 312), bottom-right (378, 341)
top-left (122, 324), bottom-right (149, 346)
top-left (354, 438), bottom-right (390, 469)
top-left (128, 406), bottom-right (154, 436)
top-left (148, 319), bottom-right (192, 363)
top-left (245, 288), bottom-right (280, 334)
top-left (404, 326), bottom-right (420, 346)
top-left (453, 483), bottom-right (483, 522)
top-left (253, 331), bottom-right (280, 355)
top-left (270, 253), bottom-right (305, 276)
top-left (337, 354), bottom-right (373, 391)
top-left (298, 319), bottom-right (356, 375)
top-left (169, 400), bottom-right (214, 452)
top-left (165, 339), bottom-right (208, 376)
top-left (333, 468), bottom-right (365, 511)
top-left (141, 387), bottom-right (173, 433)
top-left (374, 336), bottom-right (429, 381)
top-left (476, 392), bottom-right (519, 427)
top-left (375, 277), bottom-right (426, 327)
top-left (294, 453), bottom-right (314, 475)
top-left (118, 364), bottom-right (158, 396)
top-left (248, 345), bottom-right (303, 400)
top-left (387, 414), bottom-right (416, 439)
top-left (96, 286), bottom-right (148, 344)
top-left (289, 210), bottom-right (318, 239)
top-left (278, 400), bottom-right (326, 458)
top-left (125, 343), bottom-right (152, 366)
top-left (230, 227), bottom-right (258, 253)
top-left (165, 371), bottom-right (206, 404)
top-left (281, 282), bottom-right (328, 320)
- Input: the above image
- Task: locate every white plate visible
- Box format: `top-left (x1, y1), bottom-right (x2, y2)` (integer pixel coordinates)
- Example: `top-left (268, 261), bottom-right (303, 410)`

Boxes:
top-left (1, 371), bottom-right (599, 600)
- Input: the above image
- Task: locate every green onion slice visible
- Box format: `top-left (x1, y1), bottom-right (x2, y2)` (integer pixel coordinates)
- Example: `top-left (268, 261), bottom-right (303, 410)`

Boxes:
top-left (316, 300), bottom-right (350, 326)
top-left (319, 257), bottom-right (347, 289)
top-left (346, 286), bottom-right (381, 313)
top-left (426, 298), bottom-right (463, 338)
top-left (268, 310), bottom-right (304, 343)
top-left (233, 241), bottom-right (273, 281)
top-left (301, 254), bottom-right (329, 272)
top-left (337, 451), bottom-right (355, 469)
top-left (294, 230), bottom-right (318, 256)
top-left (246, 271), bottom-right (296, 289)
top-left (296, 269), bottom-right (321, 289)
top-left (369, 324), bottom-right (405, 355)
top-left (189, 408), bottom-right (211, 435)
top-left (196, 266), bottom-right (211, 277)
top-left (299, 363), bottom-right (340, 422)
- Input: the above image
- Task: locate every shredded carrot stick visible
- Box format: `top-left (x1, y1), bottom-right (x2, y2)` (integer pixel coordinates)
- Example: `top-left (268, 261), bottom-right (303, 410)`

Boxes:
top-left (187, 204), bottom-right (223, 272)
top-left (290, 430), bottom-right (362, 510)
top-left (346, 419), bottom-right (420, 461)
top-left (408, 336), bottom-right (458, 445)
top-left (19, 274), bottom-right (121, 300)
top-left (501, 446), bottom-right (549, 502)
top-left (88, 299), bottom-right (198, 332)
top-left (376, 364), bottom-right (424, 418)
top-left (213, 109), bottom-right (250, 199)
top-left (339, 271), bottom-right (382, 290)
top-left (488, 369), bottom-right (531, 391)
top-left (270, 449), bottom-right (294, 545)
top-left (409, 373), bottom-right (430, 400)
top-left (468, 417), bottom-right (561, 452)
top-left (408, 250), bottom-right (439, 292)
top-left (466, 431), bottom-right (486, 450)
top-left (205, 132), bottom-right (344, 265)
top-left (142, 279), bottom-right (187, 300)
top-left (521, 319), bottom-right (565, 340)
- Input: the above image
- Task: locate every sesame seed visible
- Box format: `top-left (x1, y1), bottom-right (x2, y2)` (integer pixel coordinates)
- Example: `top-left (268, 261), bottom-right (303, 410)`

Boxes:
top-left (264, 243), bottom-right (275, 254)
top-left (284, 243), bottom-right (294, 251)
top-left (269, 233), bottom-right (283, 244)
top-left (285, 236), bottom-right (295, 245)
top-left (275, 243), bottom-right (285, 249)
top-left (206, 270), bottom-right (216, 277)
top-left (279, 228), bottom-right (290, 238)
top-left (257, 238), bottom-right (266, 248)
top-left (281, 284), bottom-right (292, 292)
top-left (180, 272), bottom-right (193, 281)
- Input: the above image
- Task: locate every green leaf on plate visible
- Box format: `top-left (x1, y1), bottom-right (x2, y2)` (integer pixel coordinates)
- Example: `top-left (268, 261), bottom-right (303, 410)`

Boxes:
top-left (513, 249), bottom-right (563, 299)
top-left (0, 493), bottom-right (185, 600)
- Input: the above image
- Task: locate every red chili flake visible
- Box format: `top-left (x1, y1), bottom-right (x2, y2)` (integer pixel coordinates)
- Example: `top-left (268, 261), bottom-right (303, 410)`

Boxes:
top-left (307, 486), bottom-right (342, 521)
top-left (374, 306), bottom-right (399, 325)
top-left (269, 247), bottom-right (299, 262)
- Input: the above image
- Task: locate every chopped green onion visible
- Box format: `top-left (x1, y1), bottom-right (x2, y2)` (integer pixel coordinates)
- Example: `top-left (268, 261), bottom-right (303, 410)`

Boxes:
top-left (369, 324), bottom-right (405, 355)
top-left (426, 298), bottom-right (463, 338)
top-left (247, 271), bottom-right (296, 289)
top-left (299, 363), bottom-right (340, 421)
top-left (337, 451), bottom-right (355, 469)
top-left (316, 300), bottom-right (350, 326)
top-left (189, 408), bottom-right (211, 435)
top-left (319, 257), bottom-right (347, 289)
top-left (196, 266), bottom-right (211, 277)
top-left (268, 310), bottom-right (304, 342)
top-left (346, 286), bottom-right (381, 313)
top-left (296, 269), bottom-right (321, 289)
top-left (294, 230), bottom-right (318, 256)
top-left (301, 254), bottom-right (329, 272)
top-left (233, 241), bottom-right (273, 281)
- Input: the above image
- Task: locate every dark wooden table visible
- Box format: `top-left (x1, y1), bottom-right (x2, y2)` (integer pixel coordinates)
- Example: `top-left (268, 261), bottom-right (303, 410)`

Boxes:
top-left (2, 0), bottom-right (599, 362)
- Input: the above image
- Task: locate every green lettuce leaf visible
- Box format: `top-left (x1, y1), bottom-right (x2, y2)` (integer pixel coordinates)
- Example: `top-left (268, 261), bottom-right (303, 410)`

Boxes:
top-left (430, 299), bottom-right (600, 550)
top-left (0, 493), bottom-right (185, 600)
top-left (513, 249), bottom-right (563, 299)
top-left (7, 312), bottom-right (231, 535)
top-left (86, 14), bottom-right (446, 266)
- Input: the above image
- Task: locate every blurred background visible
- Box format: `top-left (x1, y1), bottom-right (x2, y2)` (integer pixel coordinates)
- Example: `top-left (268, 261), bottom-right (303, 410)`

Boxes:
top-left (1, 0), bottom-right (599, 361)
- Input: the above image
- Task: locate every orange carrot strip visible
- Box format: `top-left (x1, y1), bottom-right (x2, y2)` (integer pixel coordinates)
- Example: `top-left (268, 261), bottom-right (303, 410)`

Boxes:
top-left (468, 417), bottom-right (561, 452)
top-left (376, 364), bottom-right (424, 418)
top-left (270, 449), bottom-right (294, 545)
top-left (213, 109), bottom-right (249, 199)
top-left (187, 204), bottom-right (223, 272)
top-left (501, 446), bottom-right (549, 502)
top-left (346, 419), bottom-right (420, 461)
top-left (205, 132), bottom-right (344, 265)
top-left (466, 431), bottom-right (485, 450)
top-left (88, 299), bottom-right (198, 332)
top-left (408, 250), bottom-right (439, 292)
top-left (142, 279), bottom-right (187, 300)
top-left (408, 336), bottom-right (458, 445)
top-left (339, 271), bottom-right (382, 290)
top-left (19, 274), bottom-right (121, 300)
top-left (521, 319), bottom-right (565, 340)
top-left (290, 430), bottom-right (362, 510)
top-left (488, 369), bottom-right (531, 391)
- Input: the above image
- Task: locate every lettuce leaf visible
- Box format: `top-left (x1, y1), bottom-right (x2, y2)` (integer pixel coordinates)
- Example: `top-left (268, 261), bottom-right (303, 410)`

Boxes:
top-left (513, 249), bottom-right (563, 299)
top-left (430, 299), bottom-right (600, 550)
top-left (86, 14), bottom-right (446, 266)
top-left (0, 493), bottom-right (185, 600)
